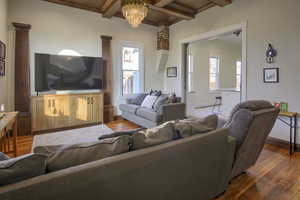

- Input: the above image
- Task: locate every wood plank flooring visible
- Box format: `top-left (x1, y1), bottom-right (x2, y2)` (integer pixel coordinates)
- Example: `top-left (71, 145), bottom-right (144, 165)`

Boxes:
top-left (12, 120), bottom-right (300, 200)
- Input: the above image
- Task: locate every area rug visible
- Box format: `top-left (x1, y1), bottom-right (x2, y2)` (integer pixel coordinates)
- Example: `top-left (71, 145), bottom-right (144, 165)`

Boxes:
top-left (32, 125), bottom-right (114, 151)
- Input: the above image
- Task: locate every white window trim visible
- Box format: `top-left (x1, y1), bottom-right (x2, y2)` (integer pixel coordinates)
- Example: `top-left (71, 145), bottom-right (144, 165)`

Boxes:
top-left (187, 53), bottom-right (195, 93)
top-left (209, 56), bottom-right (220, 91)
top-left (118, 41), bottom-right (145, 98)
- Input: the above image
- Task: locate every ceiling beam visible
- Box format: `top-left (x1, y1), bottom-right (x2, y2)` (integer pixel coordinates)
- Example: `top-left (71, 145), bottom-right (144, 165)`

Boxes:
top-left (102, 0), bottom-right (121, 18)
top-left (43, 0), bottom-right (102, 13)
top-left (167, 2), bottom-right (197, 14)
top-left (155, 0), bottom-right (176, 7)
top-left (148, 4), bottom-right (194, 20)
top-left (197, 2), bottom-right (216, 12)
top-left (209, 0), bottom-right (232, 7)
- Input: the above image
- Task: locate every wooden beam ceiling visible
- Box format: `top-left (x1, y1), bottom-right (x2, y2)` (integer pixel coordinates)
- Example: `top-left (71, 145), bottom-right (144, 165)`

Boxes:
top-left (42, 0), bottom-right (232, 27)
top-left (209, 0), bottom-right (232, 7)
top-left (148, 4), bottom-right (194, 20)
top-left (154, 0), bottom-right (176, 7)
top-left (102, 0), bottom-right (121, 18)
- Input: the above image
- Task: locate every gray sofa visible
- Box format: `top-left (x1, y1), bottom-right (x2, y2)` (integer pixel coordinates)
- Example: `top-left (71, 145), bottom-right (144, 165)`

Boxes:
top-left (0, 128), bottom-right (235, 200)
top-left (119, 93), bottom-right (186, 128)
top-left (0, 100), bottom-right (279, 200)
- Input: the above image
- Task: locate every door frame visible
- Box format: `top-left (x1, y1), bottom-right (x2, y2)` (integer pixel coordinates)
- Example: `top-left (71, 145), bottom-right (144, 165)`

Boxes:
top-left (179, 22), bottom-right (248, 103)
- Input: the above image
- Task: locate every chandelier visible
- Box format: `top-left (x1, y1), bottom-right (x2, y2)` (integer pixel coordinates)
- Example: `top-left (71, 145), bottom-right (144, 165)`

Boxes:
top-left (122, 0), bottom-right (149, 28)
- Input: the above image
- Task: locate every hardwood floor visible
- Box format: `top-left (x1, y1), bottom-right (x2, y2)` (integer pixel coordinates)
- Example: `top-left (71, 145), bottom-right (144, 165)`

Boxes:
top-left (12, 120), bottom-right (300, 200)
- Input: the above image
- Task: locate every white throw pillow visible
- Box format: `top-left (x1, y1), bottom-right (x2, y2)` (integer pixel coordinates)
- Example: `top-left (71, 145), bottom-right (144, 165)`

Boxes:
top-left (141, 95), bottom-right (158, 109)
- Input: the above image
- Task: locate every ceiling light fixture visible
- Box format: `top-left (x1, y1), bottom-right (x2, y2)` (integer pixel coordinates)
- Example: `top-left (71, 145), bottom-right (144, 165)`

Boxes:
top-left (122, 0), bottom-right (149, 28)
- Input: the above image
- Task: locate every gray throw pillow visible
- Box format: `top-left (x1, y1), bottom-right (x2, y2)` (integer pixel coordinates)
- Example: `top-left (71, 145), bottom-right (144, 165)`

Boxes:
top-left (132, 122), bottom-right (176, 150)
top-left (44, 135), bottom-right (131, 172)
top-left (0, 152), bottom-right (10, 161)
top-left (130, 93), bottom-right (147, 105)
top-left (174, 114), bottom-right (218, 138)
top-left (0, 154), bottom-right (47, 186)
top-left (98, 128), bottom-right (145, 140)
top-left (153, 94), bottom-right (169, 112)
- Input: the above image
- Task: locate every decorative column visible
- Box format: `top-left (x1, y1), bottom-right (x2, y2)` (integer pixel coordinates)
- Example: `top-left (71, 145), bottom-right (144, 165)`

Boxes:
top-left (12, 22), bottom-right (32, 136)
top-left (101, 35), bottom-right (114, 123)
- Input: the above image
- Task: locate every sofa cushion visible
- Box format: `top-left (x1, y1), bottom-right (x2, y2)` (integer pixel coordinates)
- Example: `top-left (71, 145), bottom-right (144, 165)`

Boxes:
top-left (42, 135), bottom-right (130, 172)
top-left (0, 152), bottom-right (9, 161)
top-left (98, 128), bottom-right (146, 140)
top-left (136, 107), bottom-right (162, 122)
top-left (174, 115), bottom-right (218, 138)
top-left (153, 94), bottom-right (169, 112)
top-left (141, 95), bottom-right (158, 109)
top-left (119, 104), bottom-right (140, 114)
top-left (128, 93), bottom-right (147, 105)
top-left (132, 122), bottom-right (176, 150)
top-left (0, 154), bottom-right (47, 186)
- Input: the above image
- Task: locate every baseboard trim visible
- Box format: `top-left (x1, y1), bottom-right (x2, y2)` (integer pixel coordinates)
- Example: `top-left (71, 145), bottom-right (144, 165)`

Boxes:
top-left (266, 136), bottom-right (300, 150)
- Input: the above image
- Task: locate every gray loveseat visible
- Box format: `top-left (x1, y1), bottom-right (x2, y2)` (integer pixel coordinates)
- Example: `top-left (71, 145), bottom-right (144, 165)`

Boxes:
top-left (119, 93), bottom-right (186, 128)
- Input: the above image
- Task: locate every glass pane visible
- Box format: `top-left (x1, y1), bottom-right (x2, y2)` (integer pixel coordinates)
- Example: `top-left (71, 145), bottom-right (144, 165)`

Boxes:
top-left (122, 47), bottom-right (139, 70)
top-left (209, 74), bottom-right (217, 90)
top-left (236, 61), bottom-right (242, 75)
top-left (123, 70), bottom-right (140, 95)
top-left (236, 75), bottom-right (241, 91)
top-left (209, 57), bottom-right (218, 73)
top-left (188, 54), bottom-right (193, 73)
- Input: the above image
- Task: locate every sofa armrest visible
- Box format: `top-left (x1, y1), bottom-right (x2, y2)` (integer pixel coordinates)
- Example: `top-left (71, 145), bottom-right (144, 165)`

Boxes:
top-left (159, 103), bottom-right (186, 122)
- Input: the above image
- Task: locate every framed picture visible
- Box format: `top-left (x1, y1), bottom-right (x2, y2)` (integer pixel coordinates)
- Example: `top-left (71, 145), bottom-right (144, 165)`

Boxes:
top-left (0, 60), bottom-right (5, 76)
top-left (0, 41), bottom-right (6, 60)
top-left (167, 67), bottom-right (177, 77)
top-left (263, 68), bottom-right (279, 83)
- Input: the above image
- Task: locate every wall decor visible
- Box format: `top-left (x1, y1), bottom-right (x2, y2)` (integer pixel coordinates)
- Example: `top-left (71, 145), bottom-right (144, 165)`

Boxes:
top-left (167, 67), bottom-right (177, 77)
top-left (0, 41), bottom-right (6, 59)
top-left (266, 43), bottom-right (277, 63)
top-left (0, 60), bottom-right (5, 76)
top-left (263, 68), bottom-right (279, 83)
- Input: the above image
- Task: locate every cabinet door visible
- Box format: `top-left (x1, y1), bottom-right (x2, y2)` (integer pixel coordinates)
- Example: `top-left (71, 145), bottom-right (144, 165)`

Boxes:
top-left (32, 97), bottom-right (53, 131)
top-left (69, 95), bottom-right (91, 126)
top-left (91, 94), bottom-right (103, 123)
top-left (51, 96), bottom-right (68, 129)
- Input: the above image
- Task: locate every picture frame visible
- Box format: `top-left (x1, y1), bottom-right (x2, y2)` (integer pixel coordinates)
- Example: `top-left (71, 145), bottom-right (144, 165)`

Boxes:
top-left (263, 68), bottom-right (279, 83)
top-left (167, 67), bottom-right (177, 78)
top-left (0, 41), bottom-right (6, 60)
top-left (0, 60), bottom-right (5, 76)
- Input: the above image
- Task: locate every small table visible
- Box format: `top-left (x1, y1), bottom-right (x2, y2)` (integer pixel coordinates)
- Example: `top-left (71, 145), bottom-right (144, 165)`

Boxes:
top-left (277, 111), bottom-right (298, 155)
top-left (0, 112), bottom-right (18, 157)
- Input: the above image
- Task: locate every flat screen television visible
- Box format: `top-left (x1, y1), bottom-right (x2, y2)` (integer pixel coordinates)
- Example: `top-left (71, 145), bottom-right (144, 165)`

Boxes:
top-left (35, 53), bottom-right (105, 92)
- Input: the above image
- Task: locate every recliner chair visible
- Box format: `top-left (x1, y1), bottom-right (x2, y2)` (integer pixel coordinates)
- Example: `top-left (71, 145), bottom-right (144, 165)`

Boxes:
top-left (222, 100), bottom-right (280, 178)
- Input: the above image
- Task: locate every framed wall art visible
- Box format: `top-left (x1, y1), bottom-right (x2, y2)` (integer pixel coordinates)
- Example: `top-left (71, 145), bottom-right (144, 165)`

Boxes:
top-left (0, 60), bottom-right (5, 76)
top-left (263, 68), bottom-right (279, 83)
top-left (0, 41), bottom-right (6, 60)
top-left (167, 67), bottom-right (177, 78)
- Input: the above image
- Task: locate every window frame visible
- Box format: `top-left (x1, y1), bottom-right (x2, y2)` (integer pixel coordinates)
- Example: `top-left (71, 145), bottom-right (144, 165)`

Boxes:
top-left (187, 53), bottom-right (195, 93)
top-left (209, 56), bottom-right (220, 91)
top-left (119, 41), bottom-right (145, 97)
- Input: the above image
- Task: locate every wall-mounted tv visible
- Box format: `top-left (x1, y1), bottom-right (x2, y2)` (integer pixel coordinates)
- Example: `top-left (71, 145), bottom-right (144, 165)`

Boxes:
top-left (35, 53), bottom-right (105, 92)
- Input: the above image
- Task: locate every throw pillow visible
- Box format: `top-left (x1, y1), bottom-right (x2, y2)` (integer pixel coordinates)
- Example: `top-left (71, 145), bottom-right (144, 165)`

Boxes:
top-left (0, 154), bottom-right (47, 186)
top-left (0, 152), bottom-right (9, 161)
top-left (141, 95), bottom-right (158, 109)
top-left (44, 135), bottom-right (130, 172)
top-left (130, 93), bottom-right (147, 105)
top-left (174, 114), bottom-right (218, 138)
top-left (132, 122), bottom-right (176, 150)
top-left (98, 128), bottom-right (146, 140)
top-left (153, 94), bottom-right (169, 112)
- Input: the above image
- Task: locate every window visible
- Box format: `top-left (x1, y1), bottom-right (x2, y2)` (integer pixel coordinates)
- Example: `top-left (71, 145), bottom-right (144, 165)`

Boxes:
top-left (121, 45), bottom-right (143, 95)
top-left (187, 53), bottom-right (194, 93)
top-left (236, 61), bottom-right (242, 91)
top-left (209, 57), bottom-right (220, 90)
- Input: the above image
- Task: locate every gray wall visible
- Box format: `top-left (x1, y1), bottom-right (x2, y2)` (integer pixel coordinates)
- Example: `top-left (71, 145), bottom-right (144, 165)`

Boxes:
top-left (0, 0), bottom-right (7, 108)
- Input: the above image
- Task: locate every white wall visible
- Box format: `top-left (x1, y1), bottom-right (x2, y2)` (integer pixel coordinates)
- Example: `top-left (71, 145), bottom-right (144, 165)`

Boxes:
top-left (7, 0), bottom-right (163, 112)
top-left (0, 0), bottom-right (7, 108)
top-left (165, 0), bottom-right (300, 143)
